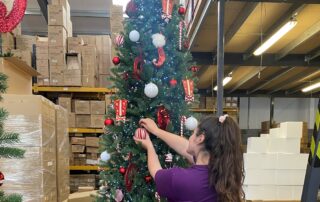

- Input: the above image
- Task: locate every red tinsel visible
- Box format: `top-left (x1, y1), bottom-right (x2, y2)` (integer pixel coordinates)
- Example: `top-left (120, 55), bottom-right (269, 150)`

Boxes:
top-left (0, 0), bottom-right (27, 33)
top-left (133, 55), bottom-right (144, 80)
top-left (124, 163), bottom-right (138, 192)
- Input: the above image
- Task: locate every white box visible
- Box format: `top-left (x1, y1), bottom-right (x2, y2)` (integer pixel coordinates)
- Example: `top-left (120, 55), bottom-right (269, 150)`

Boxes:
top-left (268, 137), bottom-right (300, 154)
top-left (280, 122), bottom-right (303, 138)
top-left (244, 185), bottom-right (277, 200)
top-left (260, 133), bottom-right (269, 138)
top-left (276, 186), bottom-right (294, 200)
top-left (276, 170), bottom-right (306, 185)
top-left (244, 153), bottom-right (277, 169)
top-left (247, 137), bottom-right (268, 153)
top-left (269, 128), bottom-right (283, 137)
top-left (276, 154), bottom-right (308, 169)
top-left (292, 186), bottom-right (303, 200)
top-left (244, 170), bottom-right (276, 185)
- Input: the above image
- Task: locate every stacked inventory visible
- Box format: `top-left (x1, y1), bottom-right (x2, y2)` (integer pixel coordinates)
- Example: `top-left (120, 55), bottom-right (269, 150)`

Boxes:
top-left (36, 37), bottom-right (50, 85)
top-left (70, 174), bottom-right (97, 193)
top-left (244, 122), bottom-right (309, 200)
top-left (70, 136), bottom-right (100, 166)
top-left (0, 95), bottom-right (57, 201)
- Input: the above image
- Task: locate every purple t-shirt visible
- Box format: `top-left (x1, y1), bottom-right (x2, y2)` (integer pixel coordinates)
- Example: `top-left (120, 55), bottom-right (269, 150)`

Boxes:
top-left (155, 165), bottom-right (218, 202)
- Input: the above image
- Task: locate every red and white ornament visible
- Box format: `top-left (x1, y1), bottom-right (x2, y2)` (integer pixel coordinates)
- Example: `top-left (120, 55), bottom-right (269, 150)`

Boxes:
top-left (113, 56), bottom-right (121, 65)
top-left (152, 33), bottom-right (166, 68)
top-left (115, 189), bottom-right (124, 202)
top-left (114, 34), bottom-right (124, 47)
top-left (182, 79), bottom-right (194, 103)
top-left (165, 153), bottom-right (173, 163)
top-left (0, 171), bottom-right (4, 186)
top-left (161, 0), bottom-right (174, 23)
top-left (180, 116), bottom-right (186, 136)
top-left (179, 21), bottom-right (187, 51)
top-left (114, 99), bottom-right (128, 122)
top-left (0, 0), bottom-right (27, 33)
top-left (134, 128), bottom-right (148, 139)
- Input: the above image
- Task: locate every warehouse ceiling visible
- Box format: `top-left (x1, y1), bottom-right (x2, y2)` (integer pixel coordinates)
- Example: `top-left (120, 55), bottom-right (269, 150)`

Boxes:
top-left (188, 0), bottom-right (320, 97)
top-left (22, 0), bottom-right (112, 36)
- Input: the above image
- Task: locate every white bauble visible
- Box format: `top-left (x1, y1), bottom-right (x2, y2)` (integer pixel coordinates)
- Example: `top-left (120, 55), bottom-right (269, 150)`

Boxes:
top-left (185, 116), bottom-right (198, 130)
top-left (144, 82), bottom-right (159, 98)
top-left (151, 33), bottom-right (166, 48)
top-left (129, 30), bottom-right (140, 42)
top-left (100, 151), bottom-right (111, 162)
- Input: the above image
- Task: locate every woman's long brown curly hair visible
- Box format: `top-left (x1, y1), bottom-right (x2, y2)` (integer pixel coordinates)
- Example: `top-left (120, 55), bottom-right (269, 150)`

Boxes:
top-left (196, 116), bottom-right (244, 202)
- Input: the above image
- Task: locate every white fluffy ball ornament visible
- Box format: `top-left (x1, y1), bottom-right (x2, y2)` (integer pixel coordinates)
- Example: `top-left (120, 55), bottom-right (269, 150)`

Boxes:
top-left (129, 30), bottom-right (140, 42)
top-left (100, 151), bottom-right (111, 162)
top-left (151, 33), bottom-right (166, 48)
top-left (144, 82), bottom-right (159, 98)
top-left (185, 116), bottom-right (198, 130)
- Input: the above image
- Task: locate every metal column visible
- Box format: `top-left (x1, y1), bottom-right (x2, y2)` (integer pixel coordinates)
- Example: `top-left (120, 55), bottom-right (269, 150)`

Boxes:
top-left (217, 0), bottom-right (225, 116)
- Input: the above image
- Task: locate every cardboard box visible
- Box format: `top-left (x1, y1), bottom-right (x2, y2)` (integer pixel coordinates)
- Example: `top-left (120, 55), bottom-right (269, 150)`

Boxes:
top-left (16, 35), bottom-right (36, 51)
top-left (10, 49), bottom-right (32, 66)
top-left (98, 53), bottom-right (112, 74)
top-left (99, 74), bottom-right (112, 88)
top-left (49, 53), bottom-right (66, 66)
top-left (67, 54), bottom-right (81, 70)
top-left (0, 58), bottom-right (39, 95)
top-left (67, 37), bottom-right (83, 53)
top-left (71, 137), bottom-right (85, 145)
top-left (69, 113), bottom-right (76, 128)
top-left (86, 159), bottom-right (98, 165)
top-left (280, 122), bottom-right (303, 138)
top-left (36, 37), bottom-right (49, 59)
top-left (1, 33), bottom-right (14, 51)
top-left (244, 170), bottom-right (276, 185)
top-left (91, 115), bottom-right (104, 128)
top-left (247, 137), bottom-right (300, 154)
top-left (0, 95), bottom-right (58, 202)
top-left (50, 69), bottom-right (64, 86)
top-left (247, 137), bottom-right (268, 153)
top-left (49, 46), bottom-right (66, 55)
top-left (75, 115), bottom-right (91, 128)
top-left (85, 137), bottom-right (99, 147)
top-left (58, 97), bottom-right (71, 112)
top-left (206, 97), bottom-right (215, 109)
top-left (37, 59), bottom-right (49, 68)
top-left (64, 69), bottom-right (82, 86)
top-left (48, 26), bottom-right (68, 47)
top-left (86, 147), bottom-right (99, 153)
top-left (87, 153), bottom-right (99, 159)
top-left (244, 153), bottom-right (277, 170)
top-left (78, 35), bottom-right (96, 46)
top-left (72, 145), bottom-right (85, 153)
top-left (55, 105), bottom-right (70, 202)
top-left (37, 77), bottom-right (50, 86)
top-left (276, 170), bottom-right (306, 185)
top-left (90, 101), bottom-right (106, 115)
top-left (95, 35), bottom-right (112, 54)
top-left (73, 100), bottom-right (90, 114)
top-left (68, 191), bottom-right (97, 202)
top-left (48, 5), bottom-right (67, 29)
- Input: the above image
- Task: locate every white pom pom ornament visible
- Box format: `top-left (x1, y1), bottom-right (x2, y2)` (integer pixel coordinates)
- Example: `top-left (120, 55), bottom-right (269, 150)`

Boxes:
top-left (100, 151), bottom-right (111, 162)
top-left (144, 82), bottom-right (159, 98)
top-left (129, 30), bottom-right (140, 42)
top-left (185, 116), bottom-right (198, 130)
top-left (151, 33), bottom-right (166, 48)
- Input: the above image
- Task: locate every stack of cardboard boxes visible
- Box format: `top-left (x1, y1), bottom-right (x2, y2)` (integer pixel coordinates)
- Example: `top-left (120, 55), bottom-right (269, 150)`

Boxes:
top-left (244, 122), bottom-right (309, 200)
top-left (0, 95), bottom-right (69, 202)
top-left (70, 174), bottom-right (97, 193)
top-left (36, 37), bottom-right (50, 85)
top-left (58, 97), bottom-right (106, 128)
top-left (70, 136), bottom-right (100, 166)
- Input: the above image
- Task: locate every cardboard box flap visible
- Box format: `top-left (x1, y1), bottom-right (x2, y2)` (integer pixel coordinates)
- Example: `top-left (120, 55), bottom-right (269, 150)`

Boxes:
top-left (5, 57), bottom-right (40, 76)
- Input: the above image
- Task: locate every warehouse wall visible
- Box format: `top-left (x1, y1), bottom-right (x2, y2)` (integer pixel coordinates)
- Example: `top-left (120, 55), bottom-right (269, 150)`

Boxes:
top-left (239, 97), bottom-right (318, 130)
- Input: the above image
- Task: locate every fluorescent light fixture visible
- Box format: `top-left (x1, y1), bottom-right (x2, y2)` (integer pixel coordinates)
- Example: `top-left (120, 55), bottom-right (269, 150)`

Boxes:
top-left (302, 82), bottom-right (320, 93)
top-left (253, 19), bottom-right (297, 56)
top-left (214, 76), bottom-right (232, 91)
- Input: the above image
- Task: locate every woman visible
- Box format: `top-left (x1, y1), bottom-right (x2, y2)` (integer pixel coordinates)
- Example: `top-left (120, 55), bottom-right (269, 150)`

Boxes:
top-left (134, 115), bottom-right (244, 202)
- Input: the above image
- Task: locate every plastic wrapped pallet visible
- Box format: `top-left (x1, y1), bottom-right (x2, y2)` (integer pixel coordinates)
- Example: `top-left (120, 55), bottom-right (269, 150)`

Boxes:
top-left (55, 105), bottom-right (70, 202)
top-left (0, 94), bottom-right (57, 202)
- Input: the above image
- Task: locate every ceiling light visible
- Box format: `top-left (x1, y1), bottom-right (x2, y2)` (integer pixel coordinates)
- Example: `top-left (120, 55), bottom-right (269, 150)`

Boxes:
top-left (253, 19), bottom-right (297, 56)
top-left (302, 82), bottom-right (320, 93)
top-left (214, 76), bottom-right (232, 91)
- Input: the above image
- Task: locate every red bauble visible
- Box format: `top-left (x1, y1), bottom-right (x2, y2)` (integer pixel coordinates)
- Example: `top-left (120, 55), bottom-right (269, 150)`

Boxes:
top-left (157, 106), bottom-right (170, 130)
top-left (126, 0), bottom-right (138, 18)
top-left (104, 118), bottom-right (114, 126)
top-left (119, 167), bottom-right (126, 175)
top-left (145, 175), bottom-right (152, 183)
top-left (169, 79), bottom-right (177, 87)
top-left (189, 66), bottom-right (200, 72)
top-left (178, 7), bottom-right (186, 15)
top-left (113, 57), bottom-right (121, 65)
top-left (0, 171), bottom-right (4, 186)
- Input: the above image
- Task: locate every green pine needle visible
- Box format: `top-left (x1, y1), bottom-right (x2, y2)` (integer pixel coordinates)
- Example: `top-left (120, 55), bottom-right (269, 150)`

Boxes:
top-left (0, 147), bottom-right (25, 159)
top-left (0, 191), bottom-right (22, 202)
top-left (0, 132), bottom-right (21, 144)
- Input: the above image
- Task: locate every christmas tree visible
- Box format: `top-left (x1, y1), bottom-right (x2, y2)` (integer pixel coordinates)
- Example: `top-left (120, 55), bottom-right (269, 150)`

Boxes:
top-left (98, 0), bottom-right (198, 201)
top-left (0, 72), bottom-right (25, 202)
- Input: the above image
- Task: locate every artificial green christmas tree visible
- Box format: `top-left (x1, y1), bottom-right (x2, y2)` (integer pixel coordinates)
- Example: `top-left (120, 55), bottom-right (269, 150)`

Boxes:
top-left (0, 72), bottom-right (25, 202)
top-left (98, 0), bottom-right (198, 201)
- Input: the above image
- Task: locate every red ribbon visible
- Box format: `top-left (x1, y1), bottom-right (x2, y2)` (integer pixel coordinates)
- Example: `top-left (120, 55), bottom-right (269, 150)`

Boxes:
top-left (133, 55), bottom-right (144, 80)
top-left (124, 163), bottom-right (137, 192)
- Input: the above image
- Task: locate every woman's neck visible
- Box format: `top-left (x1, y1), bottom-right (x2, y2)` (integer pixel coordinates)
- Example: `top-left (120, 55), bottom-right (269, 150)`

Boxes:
top-left (195, 150), bottom-right (210, 165)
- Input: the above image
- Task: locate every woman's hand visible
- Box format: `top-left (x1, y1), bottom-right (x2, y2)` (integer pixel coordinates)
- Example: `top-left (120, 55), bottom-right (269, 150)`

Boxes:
top-left (133, 134), bottom-right (154, 150)
top-left (139, 118), bottom-right (160, 135)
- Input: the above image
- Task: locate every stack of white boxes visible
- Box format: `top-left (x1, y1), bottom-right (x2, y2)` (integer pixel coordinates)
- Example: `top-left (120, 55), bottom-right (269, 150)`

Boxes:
top-left (244, 122), bottom-right (309, 200)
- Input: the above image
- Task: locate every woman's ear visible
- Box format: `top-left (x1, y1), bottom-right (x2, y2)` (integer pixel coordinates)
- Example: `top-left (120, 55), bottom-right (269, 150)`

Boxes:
top-left (196, 133), bottom-right (205, 144)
